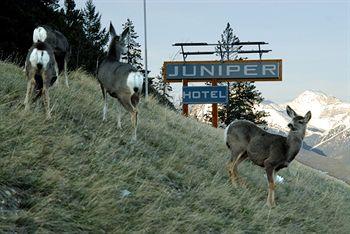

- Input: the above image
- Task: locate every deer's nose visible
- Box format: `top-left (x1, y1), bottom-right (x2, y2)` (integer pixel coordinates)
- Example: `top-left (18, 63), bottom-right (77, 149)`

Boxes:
top-left (288, 123), bottom-right (297, 131)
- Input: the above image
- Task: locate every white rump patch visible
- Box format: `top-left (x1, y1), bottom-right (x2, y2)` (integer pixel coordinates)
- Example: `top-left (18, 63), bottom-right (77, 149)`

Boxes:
top-left (33, 27), bottom-right (47, 43)
top-left (126, 72), bottom-right (144, 93)
top-left (29, 49), bottom-right (50, 69)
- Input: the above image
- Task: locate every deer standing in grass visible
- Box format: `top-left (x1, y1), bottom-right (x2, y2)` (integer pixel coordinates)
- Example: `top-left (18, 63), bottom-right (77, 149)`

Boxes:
top-left (24, 41), bottom-right (59, 119)
top-left (225, 106), bottom-right (311, 207)
top-left (97, 22), bottom-right (144, 140)
top-left (33, 26), bottom-right (70, 87)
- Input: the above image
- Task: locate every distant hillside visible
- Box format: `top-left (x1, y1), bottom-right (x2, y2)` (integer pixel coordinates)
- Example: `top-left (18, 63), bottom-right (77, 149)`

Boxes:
top-left (1, 62), bottom-right (350, 233)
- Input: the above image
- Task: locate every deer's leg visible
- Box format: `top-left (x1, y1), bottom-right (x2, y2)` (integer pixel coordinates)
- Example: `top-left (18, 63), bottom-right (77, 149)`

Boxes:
top-left (119, 95), bottom-right (138, 140)
top-left (101, 85), bottom-right (107, 121)
top-left (24, 73), bottom-right (35, 111)
top-left (54, 61), bottom-right (60, 87)
top-left (64, 58), bottom-right (69, 87)
top-left (265, 162), bottom-right (276, 207)
top-left (116, 101), bottom-right (122, 129)
top-left (227, 150), bottom-right (246, 184)
top-left (232, 152), bottom-right (248, 184)
top-left (131, 109), bottom-right (138, 140)
top-left (42, 74), bottom-right (51, 119)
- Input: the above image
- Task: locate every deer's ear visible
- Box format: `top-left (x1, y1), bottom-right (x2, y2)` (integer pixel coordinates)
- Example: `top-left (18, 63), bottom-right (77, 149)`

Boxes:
top-left (286, 105), bottom-right (297, 118)
top-left (121, 27), bottom-right (129, 41)
top-left (109, 22), bottom-right (116, 37)
top-left (304, 111), bottom-right (312, 123)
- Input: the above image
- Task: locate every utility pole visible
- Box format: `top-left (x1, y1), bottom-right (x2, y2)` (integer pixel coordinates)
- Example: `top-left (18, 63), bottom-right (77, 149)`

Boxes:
top-left (143, 0), bottom-right (149, 100)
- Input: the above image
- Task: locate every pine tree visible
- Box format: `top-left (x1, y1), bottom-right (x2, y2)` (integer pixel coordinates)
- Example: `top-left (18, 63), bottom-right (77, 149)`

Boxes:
top-left (83, 0), bottom-right (108, 48)
top-left (121, 19), bottom-right (143, 70)
top-left (215, 22), bottom-right (241, 61)
top-left (149, 75), bottom-right (175, 110)
top-left (151, 74), bottom-right (173, 101)
top-left (62, 0), bottom-right (85, 69)
top-left (219, 82), bottom-right (268, 125)
top-left (214, 23), bottom-right (268, 126)
top-left (82, 0), bottom-right (108, 72)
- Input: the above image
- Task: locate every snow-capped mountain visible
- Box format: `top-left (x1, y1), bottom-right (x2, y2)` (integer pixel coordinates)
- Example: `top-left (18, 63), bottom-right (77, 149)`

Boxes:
top-left (262, 90), bottom-right (350, 133)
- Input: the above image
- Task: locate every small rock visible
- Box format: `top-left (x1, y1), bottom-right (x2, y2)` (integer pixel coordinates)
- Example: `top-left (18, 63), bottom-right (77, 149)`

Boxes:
top-left (275, 175), bottom-right (285, 184)
top-left (121, 189), bottom-right (131, 198)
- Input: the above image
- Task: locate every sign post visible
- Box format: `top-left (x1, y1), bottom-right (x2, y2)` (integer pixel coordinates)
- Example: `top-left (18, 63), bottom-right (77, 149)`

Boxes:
top-left (182, 79), bottom-right (189, 116)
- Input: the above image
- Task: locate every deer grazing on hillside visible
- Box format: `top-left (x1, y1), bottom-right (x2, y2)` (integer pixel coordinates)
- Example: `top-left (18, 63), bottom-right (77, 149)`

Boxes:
top-left (225, 106), bottom-right (312, 207)
top-left (97, 22), bottom-right (144, 140)
top-left (33, 26), bottom-right (70, 87)
top-left (24, 41), bottom-right (59, 119)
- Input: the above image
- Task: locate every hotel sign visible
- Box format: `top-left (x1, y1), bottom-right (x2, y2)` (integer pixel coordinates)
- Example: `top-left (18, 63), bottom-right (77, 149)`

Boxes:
top-left (183, 86), bottom-right (228, 104)
top-left (163, 59), bottom-right (282, 82)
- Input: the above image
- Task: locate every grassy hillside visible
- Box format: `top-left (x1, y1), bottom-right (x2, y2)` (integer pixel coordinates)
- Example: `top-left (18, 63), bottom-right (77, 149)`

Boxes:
top-left (1, 61), bottom-right (350, 233)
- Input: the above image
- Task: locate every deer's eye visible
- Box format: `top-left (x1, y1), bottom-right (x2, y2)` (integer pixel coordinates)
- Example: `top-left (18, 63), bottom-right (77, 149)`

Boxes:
top-left (298, 120), bottom-right (304, 124)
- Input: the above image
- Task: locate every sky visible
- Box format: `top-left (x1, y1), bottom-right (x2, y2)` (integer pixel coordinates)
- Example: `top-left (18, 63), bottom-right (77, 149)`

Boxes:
top-left (74, 0), bottom-right (349, 103)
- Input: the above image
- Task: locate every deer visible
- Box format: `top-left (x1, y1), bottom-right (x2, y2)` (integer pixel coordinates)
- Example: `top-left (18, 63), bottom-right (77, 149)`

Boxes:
top-left (33, 25), bottom-right (70, 87)
top-left (24, 41), bottom-right (59, 119)
top-left (224, 105), bottom-right (312, 207)
top-left (97, 22), bottom-right (144, 141)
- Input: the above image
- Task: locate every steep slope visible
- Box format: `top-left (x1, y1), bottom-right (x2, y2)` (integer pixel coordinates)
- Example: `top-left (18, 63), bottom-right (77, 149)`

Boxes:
top-left (1, 62), bottom-right (350, 233)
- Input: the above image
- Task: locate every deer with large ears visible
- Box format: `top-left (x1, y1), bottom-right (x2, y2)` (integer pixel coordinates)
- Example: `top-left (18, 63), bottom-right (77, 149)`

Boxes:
top-left (97, 22), bottom-right (144, 140)
top-left (24, 41), bottom-right (59, 119)
top-left (225, 105), bottom-right (312, 207)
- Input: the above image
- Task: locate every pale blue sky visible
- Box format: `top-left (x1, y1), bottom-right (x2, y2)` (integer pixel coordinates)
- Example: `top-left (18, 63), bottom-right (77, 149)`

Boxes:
top-left (75, 0), bottom-right (349, 102)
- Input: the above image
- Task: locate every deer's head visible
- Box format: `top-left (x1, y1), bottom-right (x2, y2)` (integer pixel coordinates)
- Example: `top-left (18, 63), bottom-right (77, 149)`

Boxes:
top-left (286, 105), bottom-right (312, 134)
top-left (109, 22), bottom-right (129, 56)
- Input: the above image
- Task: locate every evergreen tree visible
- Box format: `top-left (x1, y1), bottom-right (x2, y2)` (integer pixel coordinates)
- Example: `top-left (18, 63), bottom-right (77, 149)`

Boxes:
top-left (121, 19), bottom-right (143, 70)
top-left (219, 82), bottom-right (268, 125)
top-left (82, 0), bottom-right (108, 72)
top-left (83, 0), bottom-right (108, 47)
top-left (61, 0), bottom-right (85, 69)
top-left (215, 22), bottom-right (241, 61)
top-left (214, 23), bottom-right (268, 126)
top-left (149, 75), bottom-right (176, 110)
top-left (151, 74), bottom-right (173, 101)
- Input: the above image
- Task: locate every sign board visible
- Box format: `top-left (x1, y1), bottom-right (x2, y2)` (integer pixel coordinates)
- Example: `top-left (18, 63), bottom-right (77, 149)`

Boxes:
top-left (163, 59), bottom-right (282, 82)
top-left (183, 86), bottom-right (228, 104)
